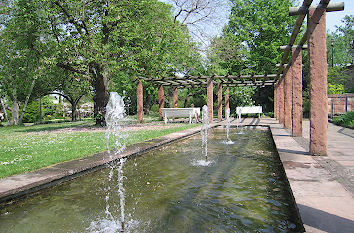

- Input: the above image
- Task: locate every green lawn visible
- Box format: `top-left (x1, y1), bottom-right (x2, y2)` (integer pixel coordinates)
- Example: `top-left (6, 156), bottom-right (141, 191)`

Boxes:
top-left (0, 120), bottom-right (197, 179)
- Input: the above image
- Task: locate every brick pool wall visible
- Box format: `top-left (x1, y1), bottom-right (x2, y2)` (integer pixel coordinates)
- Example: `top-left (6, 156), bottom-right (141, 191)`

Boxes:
top-left (328, 93), bottom-right (354, 115)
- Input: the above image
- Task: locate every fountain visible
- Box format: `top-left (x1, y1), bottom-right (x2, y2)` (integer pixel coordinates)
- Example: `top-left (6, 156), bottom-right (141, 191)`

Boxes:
top-left (192, 105), bottom-right (213, 167)
top-left (0, 98), bottom-right (304, 232)
top-left (223, 108), bottom-right (235, 144)
top-left (101, 92), bottom-right (127, 232)
top-left (201, 105), bottom-right (209, 160)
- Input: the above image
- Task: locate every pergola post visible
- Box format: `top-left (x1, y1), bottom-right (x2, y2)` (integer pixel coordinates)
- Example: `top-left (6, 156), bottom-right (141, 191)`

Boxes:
top-left (278, 78), bottom-right (285, 125)
top-left (284, 66), bottom-right (292, 129)
top-left (137, 80), bottom-right (143, 123)
top-left (218, 83), bottom-right (222, 121)
top-left (158, 85), bottom-right (164, 120)
top-left (173, 87), bottom-right (178, 108)
top-left (207, 77), bottom-right (213, 123)
top-left (308, 8), bottom-right (328, 156)
top-left (291, 47), bottom-right (303, 137)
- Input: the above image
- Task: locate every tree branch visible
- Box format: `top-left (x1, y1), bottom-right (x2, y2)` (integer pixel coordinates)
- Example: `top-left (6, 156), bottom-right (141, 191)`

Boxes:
top-left (56, 62), bottom-right (87, 76)
top-left (54, 1), bottom-right (90, 36)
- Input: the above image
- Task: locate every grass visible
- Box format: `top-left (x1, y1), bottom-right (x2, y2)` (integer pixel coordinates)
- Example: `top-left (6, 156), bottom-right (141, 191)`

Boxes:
top-left (0, 120), bottom-right (197, 179)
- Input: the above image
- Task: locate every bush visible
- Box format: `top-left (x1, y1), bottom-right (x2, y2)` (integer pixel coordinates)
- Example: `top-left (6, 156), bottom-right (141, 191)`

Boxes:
top-left (150, 104), bottom-right (159, 113)
top-left (22, 96), bottom-right (58, 123)
top-left (263, 112), bottom-right (274, 118)
top-left (333, 111), bottom-right (354, 128)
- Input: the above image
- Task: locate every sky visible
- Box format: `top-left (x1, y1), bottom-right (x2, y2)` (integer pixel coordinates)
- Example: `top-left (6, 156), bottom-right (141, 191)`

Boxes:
top-left (163, 0), bottom-right (353, 44)
top-left (322, 0), bottom-right (354, 32)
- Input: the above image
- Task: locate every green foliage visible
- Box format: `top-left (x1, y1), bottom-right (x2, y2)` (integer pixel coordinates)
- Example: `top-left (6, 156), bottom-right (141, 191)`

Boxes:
top-left (333, 111), bottom-right (354, 128)
top-left (229, 87), bottom-right (255, 109)
top-left (263, 112), bottom-right (274, 118)
top-left (327, 67), bottom-right (351, 94)
top-left (21, 96), bottom-right (57, 123)
top-left (207, 32), bottom-right (247, 75)
top-left (327, 15), bottom-right (353, 66)
top-left (207, 0), bottom-right (296, 113)
top-left (226, 0), bottom-right (296, 74)
top-left (328, 83), bottom-right (345, 95)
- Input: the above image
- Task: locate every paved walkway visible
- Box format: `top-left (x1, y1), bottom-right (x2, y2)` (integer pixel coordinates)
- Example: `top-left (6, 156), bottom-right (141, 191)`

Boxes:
top-left (233, 117), bottom-right (354, 233)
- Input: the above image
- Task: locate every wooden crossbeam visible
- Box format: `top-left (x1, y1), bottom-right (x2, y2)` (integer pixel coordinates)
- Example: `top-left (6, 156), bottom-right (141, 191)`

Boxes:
top-left (277, 0), bottom-right (314, 77)
top-left (289, 2), bottom-right (344, 16)
top-left (280, 45), bottom-right (308, 50)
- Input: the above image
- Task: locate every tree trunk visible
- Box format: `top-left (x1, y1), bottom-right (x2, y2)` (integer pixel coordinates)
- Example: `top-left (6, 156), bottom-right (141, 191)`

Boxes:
top-left (71, 101), bottom-right (77, 122)
top-left (19, 78), bottom-right (36, 125)
top-left (0, 97), bottom-right (10, 125)
top-left (39, 96), bottom-right (42, 123)
top-left (12, 81), bottom-right (19, 125)
top-left (183, 94), bottom-right (190, 108)
top-left (144, 93), bottom-right (152, 114)
top-left (89, 62), bottom-right (109, 126)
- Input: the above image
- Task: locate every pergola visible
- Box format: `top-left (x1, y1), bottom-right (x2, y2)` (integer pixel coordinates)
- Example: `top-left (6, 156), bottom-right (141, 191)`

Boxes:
top-left (137, 74), bottom-right (277, 123)
top-left (135, 0), bottom-right (344, 156)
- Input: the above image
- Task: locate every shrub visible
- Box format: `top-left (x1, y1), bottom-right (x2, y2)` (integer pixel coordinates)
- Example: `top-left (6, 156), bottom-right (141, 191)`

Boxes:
top-left (263, 112), bottom-right (274, 118)
top-left (333, 111), bottom-right (354, 128)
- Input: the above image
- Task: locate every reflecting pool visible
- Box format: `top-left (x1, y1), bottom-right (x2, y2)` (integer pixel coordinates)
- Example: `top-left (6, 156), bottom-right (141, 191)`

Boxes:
top-left (0, 128), bottom-right (302, 232)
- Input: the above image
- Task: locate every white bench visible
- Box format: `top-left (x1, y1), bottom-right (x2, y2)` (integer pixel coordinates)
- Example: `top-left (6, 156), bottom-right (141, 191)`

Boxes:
top-left (236, 106), bottom-right (262, 120)
top-left (161, 108), bottom-right (200, 124)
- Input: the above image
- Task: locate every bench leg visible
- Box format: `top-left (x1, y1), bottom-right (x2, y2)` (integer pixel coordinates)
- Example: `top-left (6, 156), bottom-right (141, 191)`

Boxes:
top-left (164, 114), bottom-right (167, 124)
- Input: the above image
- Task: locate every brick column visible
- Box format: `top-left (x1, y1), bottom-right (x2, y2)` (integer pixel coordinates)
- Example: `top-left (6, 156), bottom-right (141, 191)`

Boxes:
top-left (158, 85), bottom-right (164, 119)
top-left (218, 83), bottom-right (222, 121)
top-left (173, 88), bottom-right (178, 108)
top-left (225, 87), bottom-right (229, 115)
top-left (284, 66), bottom-right (292, 129)
top-left (207, 78), bottom-right (213, 123)
top-left (137, 80), bottom-right (143, 123)
top-left (308, 8), bottom-right (328, 156)
top-left (292, 47), bottom-right (303, 137)
top-left (278, 78), bottom-right (284, 125)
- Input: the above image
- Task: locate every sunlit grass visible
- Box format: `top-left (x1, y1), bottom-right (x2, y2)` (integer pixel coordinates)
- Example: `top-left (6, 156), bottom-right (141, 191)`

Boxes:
top-left (0, 120), bottom-right (197, 179)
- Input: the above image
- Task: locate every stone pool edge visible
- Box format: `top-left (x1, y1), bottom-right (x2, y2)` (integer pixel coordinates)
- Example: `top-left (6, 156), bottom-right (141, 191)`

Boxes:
top-left (0, 123), bottom-right (220, 205)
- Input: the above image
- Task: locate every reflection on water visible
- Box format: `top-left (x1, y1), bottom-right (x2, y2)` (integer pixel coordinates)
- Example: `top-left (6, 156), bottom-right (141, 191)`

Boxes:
top-left (0, 129), bottom-right (302, 233)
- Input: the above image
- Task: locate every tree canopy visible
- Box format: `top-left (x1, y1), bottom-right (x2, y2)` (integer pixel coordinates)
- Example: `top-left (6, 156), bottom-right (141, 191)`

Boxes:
top-left (0, 0), bottom-right (201, 124)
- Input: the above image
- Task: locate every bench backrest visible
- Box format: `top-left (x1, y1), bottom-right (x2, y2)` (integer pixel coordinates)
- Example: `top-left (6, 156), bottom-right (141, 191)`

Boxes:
top-left (162, 108), bottom-right (200, 117)
top-left (236, 106), bottom-right (262, 114)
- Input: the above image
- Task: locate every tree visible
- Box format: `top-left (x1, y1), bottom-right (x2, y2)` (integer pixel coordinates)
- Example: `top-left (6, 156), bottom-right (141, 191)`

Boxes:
top-left (47, 69), bottom-right (91, 122)
top-left (41, 0), bottom-right (200, 124)
top-left (207, 31), bottom-right (247, 75)
top-left (0, 0), bottom-right (46, 125)
top-left (214, 0), bottom-right (297, 112)
top-left (226, 0), bottom-right (296, 74)
top-left (327, 15), bottom-right (354, 67)
top-left (163, 0), bottom-right (229, 46)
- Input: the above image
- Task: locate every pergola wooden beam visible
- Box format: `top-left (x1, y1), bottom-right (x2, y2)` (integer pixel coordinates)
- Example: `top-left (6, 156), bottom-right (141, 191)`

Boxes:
top-left (279, 45), bottom-right (308, 50)
top-left (139, 73), bottom-right (278, 88)
top-left (277, 0), bottom-right (313, 76)
top-left (289, 2), bottom-right (344, 16)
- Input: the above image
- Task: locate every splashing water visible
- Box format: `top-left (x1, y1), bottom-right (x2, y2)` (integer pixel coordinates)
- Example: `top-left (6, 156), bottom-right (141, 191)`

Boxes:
top-left (224, 108), bottom-right (235, 144)
top-left (192, 105), bottom-right (211, 167)
top-left (100, 92), bottom-right (127, 232)
top-left (201, 105), bottom-right (209, 160)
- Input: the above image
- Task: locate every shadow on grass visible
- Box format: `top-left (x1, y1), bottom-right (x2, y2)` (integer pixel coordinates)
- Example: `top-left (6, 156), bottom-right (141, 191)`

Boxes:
top-left (1, 120), bottom-right (97, 133)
